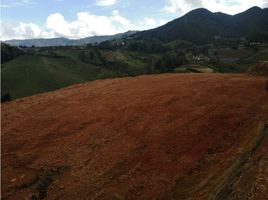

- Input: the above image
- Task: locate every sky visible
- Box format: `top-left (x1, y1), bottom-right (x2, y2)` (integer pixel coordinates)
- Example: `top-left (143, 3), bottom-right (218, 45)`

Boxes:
top-left (1, 0), bottom-right (268, 40)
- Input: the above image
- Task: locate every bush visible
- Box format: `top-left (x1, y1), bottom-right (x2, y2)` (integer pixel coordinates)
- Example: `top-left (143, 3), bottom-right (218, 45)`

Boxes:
top-left (1, 93), bottom-right (11, 103)
top-left (154, 52), bottom-right (188, 73)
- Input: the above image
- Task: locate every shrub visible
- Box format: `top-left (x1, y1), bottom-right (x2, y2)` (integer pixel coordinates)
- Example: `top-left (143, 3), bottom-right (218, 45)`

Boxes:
top-left (1, 93), bottom-right (11, 103)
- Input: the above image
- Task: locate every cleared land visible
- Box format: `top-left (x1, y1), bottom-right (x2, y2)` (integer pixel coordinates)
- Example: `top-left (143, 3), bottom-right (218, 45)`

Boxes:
top-left (1, 73), bottom-right (268, 200)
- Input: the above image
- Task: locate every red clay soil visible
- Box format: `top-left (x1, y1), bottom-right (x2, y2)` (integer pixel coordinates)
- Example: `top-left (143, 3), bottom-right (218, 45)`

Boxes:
top-left (2, 73), bottom-right (268, 200)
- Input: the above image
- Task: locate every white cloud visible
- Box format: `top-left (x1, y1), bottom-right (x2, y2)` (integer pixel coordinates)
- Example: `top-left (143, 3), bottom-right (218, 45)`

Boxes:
top-left (0, 21), bottom-right (48, 40)
top-left (144, 18), bottom-right (158, 27)
top-left (46, 10), bottom-right (131, 38)
top-left (0, 22), bottom-right (18, 40)
top-left (1, 0), bottom-right (33, 8)
top-left (138, 18), bottom-right (168, 30)
top-left (46, 13), bottom-right (72, 37)
top-left (163, 0), bottom-right (266, 15)
top-left (1, 10), bottom-right (133, 40)
top-left (111, 10), bottom-right (131, 27)
top-left (163, 0), bottom-right (202, 14)
top-left (96, 0), bottom-right (117, 6)
top-left (1, 9), bottom-right (172, 40)
top-left (15, 23), bottom-right (41, 38)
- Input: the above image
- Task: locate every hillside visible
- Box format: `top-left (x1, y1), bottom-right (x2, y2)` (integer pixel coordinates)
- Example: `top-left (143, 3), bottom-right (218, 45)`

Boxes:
top-left (136, 7), bottom-right (268, 44)
top-left (2, 74), bottom-right (268, 200)
top-left (1, 45), bottom-right (157, 100)
top-left (1, 53), bottom-right (121, 100)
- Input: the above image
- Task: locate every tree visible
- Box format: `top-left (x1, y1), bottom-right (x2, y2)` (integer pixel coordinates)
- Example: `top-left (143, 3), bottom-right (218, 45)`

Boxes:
top-left (89, 51), bottom-right (94, 60)
top-left (154, 52), bottom-right (188, 73)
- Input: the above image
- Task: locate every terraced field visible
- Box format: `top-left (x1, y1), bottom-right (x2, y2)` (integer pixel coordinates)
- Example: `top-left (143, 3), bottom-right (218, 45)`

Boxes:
top-left (1, 73), bottom-right (268, 200)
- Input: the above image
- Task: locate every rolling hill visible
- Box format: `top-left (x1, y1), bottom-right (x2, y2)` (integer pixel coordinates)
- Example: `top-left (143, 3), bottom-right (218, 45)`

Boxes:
top-left (1, 44), bottom-right (158, 100)
top-left (2, 73), bottom-right (268, 199)
top-left (1, 53), bottom-right (121, 100)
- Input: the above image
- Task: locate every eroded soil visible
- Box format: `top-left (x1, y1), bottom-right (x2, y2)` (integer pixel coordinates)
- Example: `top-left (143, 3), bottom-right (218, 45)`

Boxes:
top-left (2, 73), bottom-right (268, 200)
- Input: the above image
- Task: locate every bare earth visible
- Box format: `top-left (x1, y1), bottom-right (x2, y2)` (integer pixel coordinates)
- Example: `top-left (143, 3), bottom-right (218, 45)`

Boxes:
top-left (2, 73), bottom-right (268, 200)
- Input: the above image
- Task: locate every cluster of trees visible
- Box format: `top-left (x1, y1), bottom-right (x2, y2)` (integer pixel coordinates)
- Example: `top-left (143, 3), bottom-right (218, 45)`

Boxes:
top-left (126, 39), bottom-right (170, 53)
top-left (79, 50), bottom-right (95, 63)
top-left (78, 44), bottom-right (190, 74)
top-left (247, 32), bottom-right (268, 43)
top-left (1, 43), bottom-right (23, 64)
top-left (78, 47), bottom-right (130, 74)
top-left (77, 38), bottom-right (193, 75)
top-left (97, 38), bottom-right (173, 53)
top-left (154, 52), bottom-right (188, 72)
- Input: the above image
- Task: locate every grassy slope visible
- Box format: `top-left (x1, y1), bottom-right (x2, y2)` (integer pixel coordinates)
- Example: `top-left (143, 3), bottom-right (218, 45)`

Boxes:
top-left (1, 54), bottom-right (118, 99)
top-left (1, 47), bottom-right (154, 100)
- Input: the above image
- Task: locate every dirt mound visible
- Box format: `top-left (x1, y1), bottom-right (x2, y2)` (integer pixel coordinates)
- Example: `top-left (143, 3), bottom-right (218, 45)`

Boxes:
top-left (2, 73), bottom-right (268, 200)
top-left (248, 61), bottom-right (268, 76)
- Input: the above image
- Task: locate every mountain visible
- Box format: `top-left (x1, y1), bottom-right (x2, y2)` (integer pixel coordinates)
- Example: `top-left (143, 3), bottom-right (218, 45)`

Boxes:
top-left (4, 30), bottom-right (137, 47)
top-left (135, 7), bottom-right (268, 44)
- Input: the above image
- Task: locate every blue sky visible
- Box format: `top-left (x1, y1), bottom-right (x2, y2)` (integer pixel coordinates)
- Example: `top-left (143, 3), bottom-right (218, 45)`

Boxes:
top-left (1, 0), bottom-right (267, 40)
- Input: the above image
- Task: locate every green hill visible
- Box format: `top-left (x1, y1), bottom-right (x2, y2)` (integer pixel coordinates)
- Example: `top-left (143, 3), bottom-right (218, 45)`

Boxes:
top-left (1, 45), bottom-right (157, 100)
top-left (1, 53), bottom-right (120, 100)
